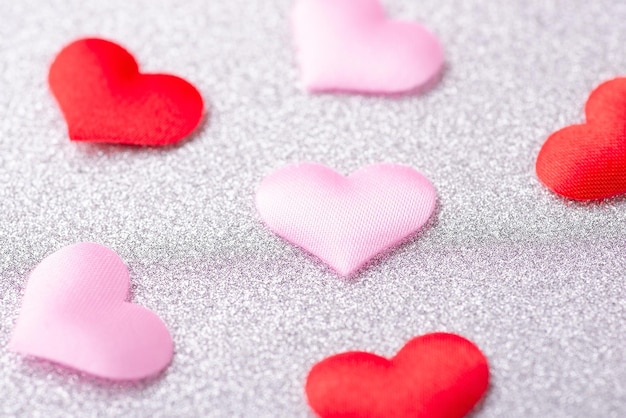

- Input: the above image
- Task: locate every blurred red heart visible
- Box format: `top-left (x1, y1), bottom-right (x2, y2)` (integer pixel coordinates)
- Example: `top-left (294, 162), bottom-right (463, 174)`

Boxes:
top-left (536, 78), bottom-right (626, 200)
top-left (49, 38), bottom-right (204, 146)
top-left (305, 333), bottom-right (489, 418)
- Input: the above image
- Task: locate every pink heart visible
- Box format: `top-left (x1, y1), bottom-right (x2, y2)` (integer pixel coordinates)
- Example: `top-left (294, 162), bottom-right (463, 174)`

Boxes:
top-left (256, 163), bottom-right (437, 276)
top-left (292, 0), bottom-right (444, 93)
top-left (9, 243), bottom-right (173, 380)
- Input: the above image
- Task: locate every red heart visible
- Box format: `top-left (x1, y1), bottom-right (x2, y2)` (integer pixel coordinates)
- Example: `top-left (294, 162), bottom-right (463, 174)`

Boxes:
top-left (48, 38), bottom-right (204, 146)
top-left (536, 77), bottom-right (626, 200)
top-left (305, 333), bottom-right (489, 418)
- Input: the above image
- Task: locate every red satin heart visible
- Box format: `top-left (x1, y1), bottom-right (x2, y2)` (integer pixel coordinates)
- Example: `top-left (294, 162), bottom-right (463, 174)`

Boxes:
top-left (48, 38), bottom-right (204, 146)
top-left (305, 333), bottom-right (489, 418)
top-left (536, 78), bottom-right (626, 200)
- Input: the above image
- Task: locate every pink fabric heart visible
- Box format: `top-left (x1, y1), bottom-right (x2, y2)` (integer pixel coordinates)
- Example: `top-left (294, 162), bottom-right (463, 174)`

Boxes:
top-left (9, 243), bottom-right (173, 380)
top-left (292, 0), bottom-right (444, 93)
top-left (256, 163), bottom-right (437, 276)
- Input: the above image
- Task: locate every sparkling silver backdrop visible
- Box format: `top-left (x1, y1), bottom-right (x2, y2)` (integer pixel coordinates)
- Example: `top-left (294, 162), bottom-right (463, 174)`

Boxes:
top-left (0, 0), bottom-right (625, 416)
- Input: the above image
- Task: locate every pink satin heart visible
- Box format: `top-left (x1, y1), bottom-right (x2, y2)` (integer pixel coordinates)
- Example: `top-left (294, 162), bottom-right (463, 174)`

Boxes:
top-left (9, 243), bottom-right (173, 380)
top-left (292, 0), bottom-right (444, 93)
top-left (256, 163), bottom-right (437, 276)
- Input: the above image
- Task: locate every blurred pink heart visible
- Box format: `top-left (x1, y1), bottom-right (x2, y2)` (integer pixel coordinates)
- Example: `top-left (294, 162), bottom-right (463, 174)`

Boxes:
top-left (9, 243), bottom-right (173, 380)
top-left (256, 163), bottom-right (437, 276)
top-left (292, 0), bottom-right (444, 93)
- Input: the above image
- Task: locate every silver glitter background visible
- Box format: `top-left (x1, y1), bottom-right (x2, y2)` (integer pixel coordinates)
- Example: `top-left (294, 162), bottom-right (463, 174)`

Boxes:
top-left (0, 0), bottom-right (625, 416)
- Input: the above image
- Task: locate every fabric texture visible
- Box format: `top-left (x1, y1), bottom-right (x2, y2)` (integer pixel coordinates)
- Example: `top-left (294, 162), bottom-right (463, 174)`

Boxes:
top-left (305, 333), bottom-right (489, 418)
top-left (49, 38), bottom-right (204, 146)
top-left (256, 163), bottom-right (437, 276)
top-left (292, 0), bottom-right (443, 93)
top-left (1, 1), bottom-right (625, 417)
top-left (536, 77), bottom-right (626, 200)
top-left (9, 243), bottom-right (173, 380)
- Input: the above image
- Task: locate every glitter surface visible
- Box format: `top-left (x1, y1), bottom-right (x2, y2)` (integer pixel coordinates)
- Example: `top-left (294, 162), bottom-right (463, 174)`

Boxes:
top-left (0, 0), bottom-right (625, 416)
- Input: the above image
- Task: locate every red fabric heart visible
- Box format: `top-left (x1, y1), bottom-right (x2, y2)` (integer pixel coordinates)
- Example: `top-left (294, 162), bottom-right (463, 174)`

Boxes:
top-left (305, 333), bottom-right (489, 418)
top-left (48, 38), bottom-right (204, 146)
top-left (536, 77), bottom-right (626, 200)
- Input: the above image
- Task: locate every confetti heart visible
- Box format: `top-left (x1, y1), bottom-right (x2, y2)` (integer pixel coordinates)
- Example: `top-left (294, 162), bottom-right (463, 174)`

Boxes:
top-left (49, 38), bottom-right (204, 146)
top-left (256, 163), bottom-right (436, 276)
top-left (536, 77), bottom-right (626, 200)
top-left (306, 333), bottom-right (489, 418)
top-left (292, 0), bottom-right (444, 94)
top-left (9, 243), bottom-right (173, 380)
